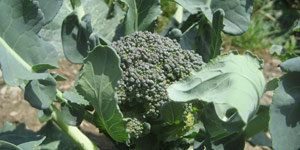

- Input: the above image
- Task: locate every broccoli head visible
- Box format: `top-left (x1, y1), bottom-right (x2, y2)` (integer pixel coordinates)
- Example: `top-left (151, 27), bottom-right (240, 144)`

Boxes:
top-left (111, 31), bottom-right (203, 138)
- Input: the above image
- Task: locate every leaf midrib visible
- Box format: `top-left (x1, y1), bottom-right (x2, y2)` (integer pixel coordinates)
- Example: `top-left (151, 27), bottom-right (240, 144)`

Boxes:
top-left (0, 37), bottom-right (32, 72)
top-left (133, 0), bottom-right (138, 31)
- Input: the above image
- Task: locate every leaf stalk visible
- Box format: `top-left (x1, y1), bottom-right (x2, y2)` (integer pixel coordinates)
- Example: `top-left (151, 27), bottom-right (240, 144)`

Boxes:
top-left (51, 104), bottom-right (100, 150)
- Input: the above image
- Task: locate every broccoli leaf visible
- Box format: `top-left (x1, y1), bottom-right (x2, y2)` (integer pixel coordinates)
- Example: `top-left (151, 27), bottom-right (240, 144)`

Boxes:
top-left (0, 140), bottom-right (22, 150)
top-left (209, 9), bottom-right (224, 60)
top-left (38, 0), bottom-right (125, 57)
top-left (279, 57), bottom-right (300, 72)
top-left (35, 0), bottom-right (63, 25)
top-left (244, 105), bottom-right (270, 139)
top-left (264, 78), bottom-right (279, 93)
top-left (120, 0), bottom-right (162, 35)
top-left (37, 121), bottom-right (79, 150)
top-left (269, 72), bottom-right (300, 150)
top-left (269, 45), bottom-right (298, 62)
top-left (63, 91), bottom-right (89, 106)
top-left (61, 102), bottom-right (84, 126)
top-left (61, 13), bottom-right (92, 64)
top-left (76, 45), bottom-right (128, 142)
top-left (168, 51), bottom-right (265, 123)
top-left (174, 0), bottom-right (255, 35)
top-left (0, 122), bottom-right (45, 150)
top-left (161, 102), bottom-right (185, 125)
top-left (24, 75), bottom-right (57, 110)
top-left (0, 0), bottom-right (59, 86)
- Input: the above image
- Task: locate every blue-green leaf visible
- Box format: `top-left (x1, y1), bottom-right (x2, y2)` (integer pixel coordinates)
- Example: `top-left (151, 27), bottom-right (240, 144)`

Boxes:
top-left (173, 0), bottom-right (201, 14)
top-left (61, 13), bottom-right (92, 64)
top-left (121, 0), bottom-right (162, 35)
top-left (0, 122), bottom-right (45, 150)
top-left (38, 0), bottom-right (125, 56)
top-left (244, 105), bottom-right (270, 139)
top-left (248, 132), bottom-right (272, 147)
top-left (161, 102), bottom-right (185, 125)
top-left (192, 17), bottom-right (212, 63)
top-left (280, 57), bottom-right (300, 72)
top-left (174, 0), bottom-right (255, 35)
top-left (35, 0), bottom-right (63, 25)
top-left (61, 102), bottom-right (84, 126)
top-left (36, 108), bottom-right (53, 123)
top-left (37, 122), bottom-right (79, 150)
top-left (0, 140), bottom-right (22, 150)
top-left (76, 46), bottom-right (128, 142)
top-left (24, 75), bottom-right (57, 110)
top-left (63, 91), bottom-right (89, 106)
top-left (209, 9), bottom-right (224, 60)
top-left (168, 51), bottom-right (265, 123)
top-left (270, 72), bottom-right (300, 150)
top-left (0, 0), bottom-right (59, 86)
top-left (264, 78), bottom-right (279, 93)
top-left (269, 45), bottom-right (298, 62)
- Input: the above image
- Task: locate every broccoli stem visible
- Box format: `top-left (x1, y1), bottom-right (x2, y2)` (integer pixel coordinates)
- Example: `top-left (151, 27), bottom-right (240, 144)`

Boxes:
top-left (70, 0), bottom-right (85, 21)
top-left (51, 104), bottom-right (100, 150)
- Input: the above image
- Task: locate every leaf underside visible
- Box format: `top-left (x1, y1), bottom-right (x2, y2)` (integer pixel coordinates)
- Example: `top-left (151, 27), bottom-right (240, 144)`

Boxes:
top-left (168, 51), bottom-right (265, 123)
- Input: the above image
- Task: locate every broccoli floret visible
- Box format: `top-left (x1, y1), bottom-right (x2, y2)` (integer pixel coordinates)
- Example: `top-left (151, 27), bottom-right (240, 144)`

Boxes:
top-left (111, 31), bottom-right (203, 138)
top-left (126, 118), bottom-right (144, 139)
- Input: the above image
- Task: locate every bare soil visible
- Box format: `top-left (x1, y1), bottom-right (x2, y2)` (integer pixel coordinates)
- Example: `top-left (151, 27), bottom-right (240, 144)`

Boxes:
top-left (0, 50), bottom-right (282, 150)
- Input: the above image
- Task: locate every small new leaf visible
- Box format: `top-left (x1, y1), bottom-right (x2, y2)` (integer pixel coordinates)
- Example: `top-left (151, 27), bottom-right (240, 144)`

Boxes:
top-left (121, 0), bottom-right (162, 35)
top-left (24, 75), bottom-right (57, 110)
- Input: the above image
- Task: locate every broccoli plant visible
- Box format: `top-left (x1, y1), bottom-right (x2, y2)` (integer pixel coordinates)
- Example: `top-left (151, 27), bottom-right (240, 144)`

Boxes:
top-left (0, 0), bottom-right (288, 150)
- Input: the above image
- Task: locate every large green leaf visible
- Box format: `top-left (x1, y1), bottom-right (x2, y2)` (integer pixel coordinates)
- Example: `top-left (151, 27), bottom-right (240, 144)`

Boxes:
top-left (269, 72), bottom-right (300, 150)
top-left (61, 13), bottom-right (92, 64)
top-left (167, 51), bottom-right (265, 123)
top-left (174, 0), bottom-right (255, 35)
top-left (0, 0), bottom-right (59, 86)
top-left (121, 0), bottom-right (162, 35)
top-left (35, 0), bottom-right (63, 25)
top-left (165, 7), bottom-right (224, 63)
top-left (76, 46), bottom-right (128, 142)
top-left (38, 0), bottom-right (125, 56)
